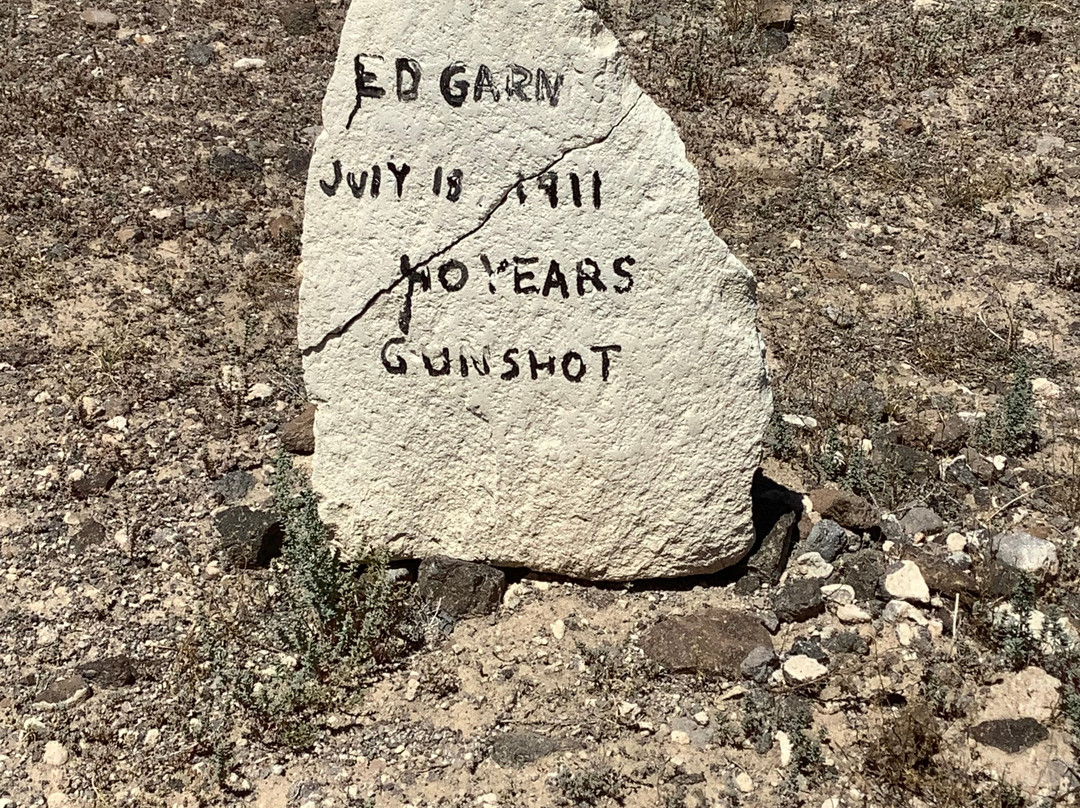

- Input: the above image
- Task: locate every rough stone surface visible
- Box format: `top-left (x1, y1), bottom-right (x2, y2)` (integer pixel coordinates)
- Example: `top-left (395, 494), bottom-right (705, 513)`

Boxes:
top-left (299, 0), bottom-right (771, 580)
top-left (80, 9), bottom-right (118, 28)
top-left (773, 578), bottom-right (825, 623)
top-left (799, 519), bottom-right (847, 563)
top-left (883, 560), bottom-right (930, 603)
top-left (899, 506), bottom-right (943, 537)
top-left (211, 470), bottom-right (254, 503)
top-left (75, 656), bottom-right (137, 688)
top-left (72, 519), bottom-right (107, 553)
top-left (71, 467), bottom-right (117, 500)
top-left (416, 556), bottom-right (506, 618)
top-left (489, 730), bottom-right (566, 767)
top-left (34, 676), bottom-right (90, 710)
top-left (281, 404), bottom-right (316, 455)
top-left (744, 510), bottom-right (797, 583)
top-left (278, 2), bottom-right (319, 36)
top-left (782, 655), bottom-right (827, 683)
top-left (808, 489), bottom-right (877, 532)
top-left (991, 531), bottom-right (1059, 576)
top-left (832, 549), bottom-right (887, 602)
top-left (641, 609), bottom-right (773, 676)
top-left (970, 719), bottom-right (1049, 754)
top-left (214, 507), bottom-right (284, 569)
top-left (740, 644), bottom-right (778, 683)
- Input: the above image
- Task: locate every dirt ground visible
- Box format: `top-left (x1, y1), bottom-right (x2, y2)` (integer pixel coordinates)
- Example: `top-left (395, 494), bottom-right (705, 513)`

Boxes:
top-left (2, 0), bottom-right (1079, 806)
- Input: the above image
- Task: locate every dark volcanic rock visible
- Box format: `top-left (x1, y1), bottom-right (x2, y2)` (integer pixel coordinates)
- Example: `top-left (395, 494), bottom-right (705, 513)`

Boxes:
top-left (71, 467), bottom-right (117, 500)
top-left (214, 506), bottom-right (283, 568)
top-left (744, 511), bottom-right (797, 583)
top-left (970, 718), bottom-right (1048, 754)
top-left (809, 489), bottom-right (878, 532)
top-left (641, 609), bottom-right (773, 677)
top-left (773, 578), bottom-right (825, 623)
top-left (417, 556), bottom-right (506, 618)
top-left (832, 549), bottom-right (887, 602)
top-left (76, 655), bottom-right (137, 688)
top-left (281, 404), bottom-right (316, 455)
top-left (72, 519), bottom-right (107, 552)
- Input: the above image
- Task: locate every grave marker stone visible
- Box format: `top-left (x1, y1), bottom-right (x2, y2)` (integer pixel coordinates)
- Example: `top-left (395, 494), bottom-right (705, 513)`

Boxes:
top-left (299, 0), bottom-right (772, 580)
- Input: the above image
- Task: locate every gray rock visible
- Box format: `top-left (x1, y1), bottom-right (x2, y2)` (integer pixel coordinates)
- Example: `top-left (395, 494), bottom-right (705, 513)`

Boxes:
top-left (773, 578), bottom-right (825, 623)
top-left (214, 507), bottom-right (283, 568)
top-left (34, 676), bottom-right (90, 708)
top-left (641, 609), bottom-right (773, 677)
top-left (899, 506), bottom-right (943, 537)
top-left (281, 404), bottom-right (316, 455)
top-left (970, 718), bottom-right (1048, 753)
top-left (185, 42), bottom-right (215, 67)
top-left (991, 532), bottom-right (1059, 576)
top-left (490, 730), bottom-right (565, 767)
top-left (760, 610), bottom-right (780, 634)
top-left (75, 656), bottom-right (136, 688)
top-left (211, 471), bottom-right (254, 503)
top-left (739, 645), bottom-right (778, 683)
top-left (416, 556), bottom-right (506, 619)
top-left (799, 519), bottom-right (847, 562)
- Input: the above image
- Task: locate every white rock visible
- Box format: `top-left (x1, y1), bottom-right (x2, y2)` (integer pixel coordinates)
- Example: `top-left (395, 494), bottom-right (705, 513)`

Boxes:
top-left (783, 655), bottom-right (827, 683)
top-left (883, 599), bottom-right (928, 625)
top-left (821, 583), bottom-right (855, 605)
top-left (776, 730), bottom-right (793, 767)
top-left (791, 552), bottom-right (833, 579)
top-left (734, 772), bottom-right (754, 793)
top-left (821, 799), bottom-right (841, 808)
top-left (403, 678), bottom-right (420, 702)
top-left (835, 603), bottom-right (872, 623)
top-left (670, 730), bottom-right (691, 745)
top-left (992, 532), bottom-right (1059, 576)
top-left (43, 741), bottom-right (69, 767)
top-left (232, 58), bottom-right (266, 72)
top-left (550, 619), bottom-right (566, 640)
top-left (105, 415), bottom-right (128, 431)
top-left (884, 560), bottom-right (930, 603)
top-left (246, 382), bottom-right (274, 401)
top-left (945, 532), bottom-right (967, 553)
top-left (617, 701), bottom-right (640, 717)
top-left (981, 666), bottom-right (1061, 722)
top-left (895, 623), bottom-right (915, 646)
top-left (693, 711), bottom-right (709, 726)
top-left (298, 0), bottom-right (771, 580)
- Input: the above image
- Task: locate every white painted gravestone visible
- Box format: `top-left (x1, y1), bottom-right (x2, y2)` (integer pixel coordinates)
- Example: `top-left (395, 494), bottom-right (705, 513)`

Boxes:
top-left (299, 0), bottom-right (772, 580)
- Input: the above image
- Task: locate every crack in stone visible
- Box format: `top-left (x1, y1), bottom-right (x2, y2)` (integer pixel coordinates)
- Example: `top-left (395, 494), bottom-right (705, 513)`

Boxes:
top-left (300, 92), bottom-right (644, 358)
